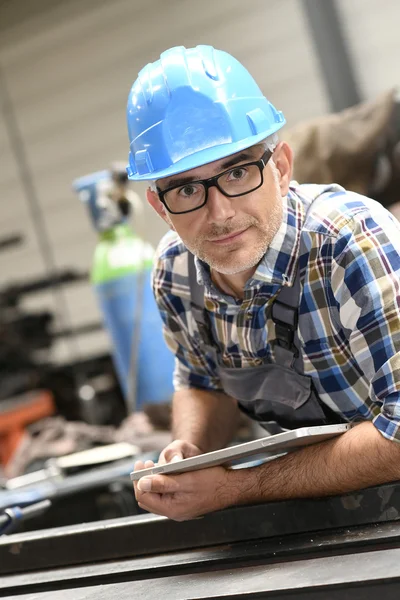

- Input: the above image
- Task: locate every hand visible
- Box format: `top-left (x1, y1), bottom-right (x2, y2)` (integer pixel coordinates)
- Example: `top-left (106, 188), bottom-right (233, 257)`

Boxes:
top-left (132, 439), bottom-right (203, 514)
top-left (133, 462), bottom-right (236, 521)
top-left (157, 439), bottom-right (203, 465)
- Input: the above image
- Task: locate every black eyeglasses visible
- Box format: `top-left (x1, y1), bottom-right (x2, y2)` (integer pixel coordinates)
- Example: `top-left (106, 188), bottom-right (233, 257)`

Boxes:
top-left (156, 149), bottom-right (273, 215)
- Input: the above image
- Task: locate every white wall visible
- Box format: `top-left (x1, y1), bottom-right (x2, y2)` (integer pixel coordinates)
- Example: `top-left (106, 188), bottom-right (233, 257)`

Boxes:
top-left (338, 0), bottom-right (400, 99)
top-left (0, 0), bottom-right (331, 362)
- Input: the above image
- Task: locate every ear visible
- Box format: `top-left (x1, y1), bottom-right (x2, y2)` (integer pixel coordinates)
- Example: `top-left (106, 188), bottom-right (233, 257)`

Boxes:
top-left (146, 188), bottom-right (175, 229)
top-left (273, 141), bottom-right (293, 196)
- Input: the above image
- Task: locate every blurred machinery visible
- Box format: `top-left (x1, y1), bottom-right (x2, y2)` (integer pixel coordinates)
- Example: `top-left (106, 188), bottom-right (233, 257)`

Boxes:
top-left (0, 166), bottom-right (176, 532)
top-left (0, 242), bottom-right (127, 469)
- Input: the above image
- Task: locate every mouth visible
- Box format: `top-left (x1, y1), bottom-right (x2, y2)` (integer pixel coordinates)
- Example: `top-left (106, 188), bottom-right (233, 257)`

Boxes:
top-left (208, 228), bottom-right (249, 245)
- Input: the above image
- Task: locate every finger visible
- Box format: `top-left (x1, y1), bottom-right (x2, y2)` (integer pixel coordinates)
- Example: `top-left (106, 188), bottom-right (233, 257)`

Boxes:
top-left (163, 449), bottom-right (184, 463)
top-left (171, 453), bottom-right (184, 463)
top-left (157, 452), bottom-right (167, 465)
top-left (138, 496), bottom-right (193, 522)
top-left (133, 461), bottom-right (143, 497)
top-left (137, 491), bottom-right (174, 516)
top-left (172, 441), bottom-right (202, 459)
top-left (137, 501), bottom-right (162, 516)
top-left (137, 474), bottom-right (180, 494)
top-left (137, 490), bottom-right (168, 511)
top-left (181, 441), bottom-right (203, 457)
top-left (133, 460), bottom-right (150, 497)
top-left (135, 480), bottom-right (162, 504)
top-left (144, 460), bottom-right (155, 468)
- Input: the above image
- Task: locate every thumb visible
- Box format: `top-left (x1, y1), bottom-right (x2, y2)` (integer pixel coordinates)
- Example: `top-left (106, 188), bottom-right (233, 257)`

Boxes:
top-left (138, 474), bottom-right (179, 494)
top-left (163, 449), bottom-right (184, 463)
top-left (170, 453), bottom-right (183, 463)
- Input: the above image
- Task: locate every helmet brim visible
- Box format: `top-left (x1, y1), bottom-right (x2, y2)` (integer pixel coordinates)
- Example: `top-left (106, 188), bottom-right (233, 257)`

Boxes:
top-left (127, 125), bottom-right (284, 183)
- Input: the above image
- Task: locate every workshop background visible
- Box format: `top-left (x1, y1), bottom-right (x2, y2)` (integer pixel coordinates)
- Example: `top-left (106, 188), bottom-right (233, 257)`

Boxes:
top-left (0, 0), bottom-right (399, 528)
top-left (1, 0), bottom-right (398, 363)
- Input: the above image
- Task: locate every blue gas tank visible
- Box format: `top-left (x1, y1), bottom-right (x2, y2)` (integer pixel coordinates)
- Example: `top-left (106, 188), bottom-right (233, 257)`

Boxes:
top-left (73, 170), bottom-right (174, 410)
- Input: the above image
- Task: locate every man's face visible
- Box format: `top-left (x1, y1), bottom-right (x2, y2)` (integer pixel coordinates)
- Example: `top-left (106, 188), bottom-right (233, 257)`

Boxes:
top-left (148, 142), bottom-right (293, 275)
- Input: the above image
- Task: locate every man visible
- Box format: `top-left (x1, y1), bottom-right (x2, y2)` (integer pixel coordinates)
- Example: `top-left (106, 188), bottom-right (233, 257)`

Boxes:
top-left (126, 45), bottom-right (400, 521)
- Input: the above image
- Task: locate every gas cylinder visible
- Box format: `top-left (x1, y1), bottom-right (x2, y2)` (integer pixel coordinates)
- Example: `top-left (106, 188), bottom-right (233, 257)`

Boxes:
top-left (73, 168), bottom-right (174, 412)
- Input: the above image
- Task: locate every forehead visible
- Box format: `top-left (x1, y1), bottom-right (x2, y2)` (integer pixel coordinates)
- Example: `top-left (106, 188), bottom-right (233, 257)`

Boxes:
top-left (156, 144), bottom-right (263, 190)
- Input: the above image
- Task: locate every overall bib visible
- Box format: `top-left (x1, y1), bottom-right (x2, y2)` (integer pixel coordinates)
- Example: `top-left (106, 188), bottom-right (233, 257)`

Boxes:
top-left (188, 254), bottom-right (345, 431)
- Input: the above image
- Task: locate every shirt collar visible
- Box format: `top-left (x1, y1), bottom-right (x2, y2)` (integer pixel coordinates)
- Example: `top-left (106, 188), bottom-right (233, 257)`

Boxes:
top-left (249, 187), bottom-right (305, 287)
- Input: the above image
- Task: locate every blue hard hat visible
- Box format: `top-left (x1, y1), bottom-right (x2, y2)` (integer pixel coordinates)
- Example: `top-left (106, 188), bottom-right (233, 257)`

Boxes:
top-left (126, 45), bottom-right (285, 181)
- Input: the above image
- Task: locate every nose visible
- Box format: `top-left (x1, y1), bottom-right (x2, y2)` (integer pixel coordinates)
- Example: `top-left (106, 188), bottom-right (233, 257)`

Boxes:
top-left (205, 185), bottom-right (236, 223)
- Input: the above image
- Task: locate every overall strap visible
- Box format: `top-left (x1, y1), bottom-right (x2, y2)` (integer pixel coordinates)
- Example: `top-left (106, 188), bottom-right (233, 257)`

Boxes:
top-left (188, 251), bottom-right (205, 311)
top-left (187, 252), bottom-right (214, 347)
top-left (270, 269), bottom-right (301, 352)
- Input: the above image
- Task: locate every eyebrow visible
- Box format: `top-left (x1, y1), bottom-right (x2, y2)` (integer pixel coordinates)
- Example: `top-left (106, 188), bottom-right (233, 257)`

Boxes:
top-left (158, 151), bottom-right (256, 191)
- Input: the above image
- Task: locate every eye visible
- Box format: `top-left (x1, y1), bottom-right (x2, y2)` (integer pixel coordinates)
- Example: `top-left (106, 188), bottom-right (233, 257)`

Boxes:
top-left (227, 166), bottom-right (248, 181)
top-left (178, 184), bottom-right (200, 198)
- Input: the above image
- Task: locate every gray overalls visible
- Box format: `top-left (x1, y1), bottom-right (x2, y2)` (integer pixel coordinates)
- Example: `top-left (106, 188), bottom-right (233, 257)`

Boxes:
top-left (188, 253), bottom-right (345, 431)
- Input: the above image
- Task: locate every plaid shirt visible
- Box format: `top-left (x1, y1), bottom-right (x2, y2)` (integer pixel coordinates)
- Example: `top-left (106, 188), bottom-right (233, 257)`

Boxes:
top-left (152, 183), bottom-right (400, 443)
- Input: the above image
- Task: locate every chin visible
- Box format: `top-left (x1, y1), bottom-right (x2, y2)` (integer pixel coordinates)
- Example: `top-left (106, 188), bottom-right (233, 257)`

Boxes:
top-left (205, 250), bottom-right (262, 275)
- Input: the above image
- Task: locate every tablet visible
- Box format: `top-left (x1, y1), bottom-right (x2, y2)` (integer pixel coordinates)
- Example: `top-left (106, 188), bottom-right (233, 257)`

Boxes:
top-left (130, 423), bottom-right (351, 481)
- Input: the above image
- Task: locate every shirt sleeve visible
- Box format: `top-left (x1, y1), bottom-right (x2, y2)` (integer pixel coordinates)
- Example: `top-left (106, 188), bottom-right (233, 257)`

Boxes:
top-left (331, 205), bottom-right (400, 442)
top-left (151, 260), bottom-right (223, 393)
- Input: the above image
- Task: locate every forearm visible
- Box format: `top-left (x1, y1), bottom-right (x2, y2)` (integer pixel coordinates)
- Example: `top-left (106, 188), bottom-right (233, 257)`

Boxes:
top-left (172, 388), bottom-right (240, 452)
top-left (228, 422), bottom-right (400, 505)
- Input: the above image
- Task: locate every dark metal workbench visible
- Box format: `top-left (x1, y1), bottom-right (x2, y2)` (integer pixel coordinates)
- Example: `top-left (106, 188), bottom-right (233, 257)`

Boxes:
top-left (1, 481), bottom-right (400, 598)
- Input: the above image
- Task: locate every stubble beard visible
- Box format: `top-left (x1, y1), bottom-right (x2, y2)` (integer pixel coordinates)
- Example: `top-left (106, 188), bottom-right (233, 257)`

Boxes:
top-left (184, 191), bottom-right (284, 275)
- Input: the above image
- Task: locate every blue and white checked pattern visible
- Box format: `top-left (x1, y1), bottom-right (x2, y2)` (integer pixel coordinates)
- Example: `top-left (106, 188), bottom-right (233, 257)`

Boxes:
top-left (152, 183), bottom-right (400, 442)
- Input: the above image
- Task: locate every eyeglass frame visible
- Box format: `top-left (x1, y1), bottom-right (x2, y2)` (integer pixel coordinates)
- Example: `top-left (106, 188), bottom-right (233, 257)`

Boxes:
top-left (156, 148), bottom-right (273, 215)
